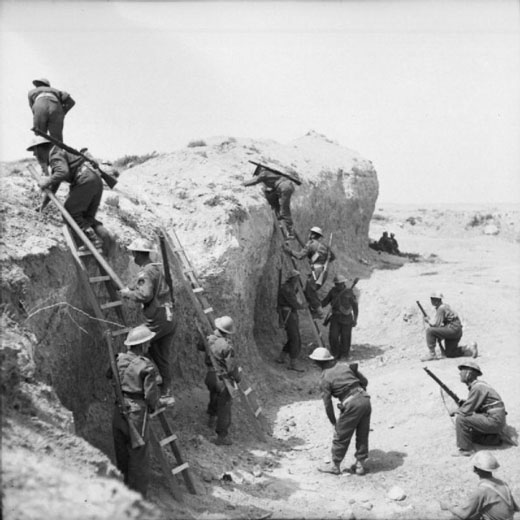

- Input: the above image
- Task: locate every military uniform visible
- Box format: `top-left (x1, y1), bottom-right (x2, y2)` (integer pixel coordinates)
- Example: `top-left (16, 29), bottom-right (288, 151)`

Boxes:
top-left (125, 263), bottom-right (175, 393)
top-left (320, 361), bottom-right (371, 469)
top-left (450, 477), bottom-right (519, 520)
top-left (243, 168), bottom-right (295, 235)
top-left (456, 380), bottom-right (506, 451)
top-left (321, 285), bottom-right (358, 358)
top-left (112, 351), bottom-right (159, 497)
top-left (200, 330), bottom-right (240, 437)
top-left (426, 302), bottom-right (464, 357)
top-left (290, 238), bottom-right (335, 316)
top-left (28, 85), bottom-right (75, 141)
top-left (277, 279), bottom-right (304, 360)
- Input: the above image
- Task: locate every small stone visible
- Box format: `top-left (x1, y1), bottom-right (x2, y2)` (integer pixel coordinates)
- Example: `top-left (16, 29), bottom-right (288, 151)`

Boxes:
top-left (252, 466), bottom-right (263, 478)
top-left (361, 502), bottom-right (373, 510)
top-left (387, 485), bottom-right (406, 501)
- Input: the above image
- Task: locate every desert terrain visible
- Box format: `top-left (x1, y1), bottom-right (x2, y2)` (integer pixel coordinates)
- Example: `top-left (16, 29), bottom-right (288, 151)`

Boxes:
top-left (1, 136), bottom-right (519, 519)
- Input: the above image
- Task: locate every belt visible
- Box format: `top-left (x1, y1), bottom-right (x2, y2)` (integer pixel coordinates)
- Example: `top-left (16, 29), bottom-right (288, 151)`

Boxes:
top-left (35, 92), bottom-right (59, 102)
top-left (123, 392), bottom-right (145, 400)
top-left (339, 386), bottom-right (363, 406)
top-left (484, 405), bottom-right (505, 413)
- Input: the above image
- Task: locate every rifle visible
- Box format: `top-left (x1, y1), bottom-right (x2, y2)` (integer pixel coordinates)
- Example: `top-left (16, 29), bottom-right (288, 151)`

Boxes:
top-left (417, 301), bottom-right (446, 355)
top-left (323, 277), bottom-right (359, 327)
top-left (31, 127), bottom-right (118, 189)
top-left (423, 367), bottom-right (464, 406)
top-left (248, 160), bottom-right (302, 186)
top-left (315, 233), bottom-right (333, 288)
top-left (158, 232), bottom-right (175, 320)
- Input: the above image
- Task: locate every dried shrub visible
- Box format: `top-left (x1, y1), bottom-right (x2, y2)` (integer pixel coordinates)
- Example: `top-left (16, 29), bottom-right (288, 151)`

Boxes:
top-left (187, 140), bottom-right (207, 148)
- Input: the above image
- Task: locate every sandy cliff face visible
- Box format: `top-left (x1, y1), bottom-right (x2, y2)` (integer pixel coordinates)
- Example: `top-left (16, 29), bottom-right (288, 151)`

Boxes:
top-left (1, 132), bottom-right (377, 517)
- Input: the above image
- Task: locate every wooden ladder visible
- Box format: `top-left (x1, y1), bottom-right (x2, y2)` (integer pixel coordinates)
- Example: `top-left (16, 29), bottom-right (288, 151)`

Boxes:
top-left (275, 215), bottom-right (326, 349)
top-left (27, 162), bottom-right (196, 500)
top-left (159, 227), bottom-right (268, 441)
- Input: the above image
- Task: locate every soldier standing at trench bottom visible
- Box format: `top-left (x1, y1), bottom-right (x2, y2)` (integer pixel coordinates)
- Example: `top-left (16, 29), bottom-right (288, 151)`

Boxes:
top-left (276, 269), bottom-right (305, 372)
top-left (283, 226), bottom-right (335, 319)
top-left (119, 238), bottom-right (176, 407)
top-left (198, 316), bottom-right (241, 445)
top-left (309, 347), bottom-right (371, 476)
top-left (321, 274), bottom-right (358, 359)
top-left (110, 325), bottom-right (160, 498)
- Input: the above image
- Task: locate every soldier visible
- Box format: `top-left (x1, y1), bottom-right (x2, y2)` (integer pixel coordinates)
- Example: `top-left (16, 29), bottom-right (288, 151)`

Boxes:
top-left (283, 226), bottom-right (335, 318)
top-left (28, 78), bottom-right (75, 142)
top-left (321, 274), bottom-right (358, 359)
top-left (439, 451), bottom-right (519, 519)
top-left (111, 325), bottom-right (160, 497)
top-left (119, 239), bottom-right (176, 406)
top-left (421, 291), bottom-right (477, 361)
top-left (389, 233), bottom-right (400, 255)
top-left (276, 269), bottom-right (305, 372)
top-left (243, 163), bottom-right (298, 238)
top-left (451, 361), bottom-right (507, 457)
top-left (309, 347), bottom-right (371, 476)
top-left (27, 135), bottom-right (112, 254)
top-left (377, 231), bottom-right (393, 253)
top-left (198, 316), bottom-right (241, 445)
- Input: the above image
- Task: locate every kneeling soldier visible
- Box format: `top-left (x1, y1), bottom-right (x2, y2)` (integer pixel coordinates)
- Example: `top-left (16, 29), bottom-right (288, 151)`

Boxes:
top-left (451, 361), bottom-right (507, 457)
top-left (309, 347), bottom-right (371, 475)
top-left (111, 325), bottom-right (160, 497)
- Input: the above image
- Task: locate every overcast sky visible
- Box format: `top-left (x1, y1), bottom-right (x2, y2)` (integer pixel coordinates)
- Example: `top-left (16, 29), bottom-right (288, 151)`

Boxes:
top-left (1, 0), bottom-right (519, 204)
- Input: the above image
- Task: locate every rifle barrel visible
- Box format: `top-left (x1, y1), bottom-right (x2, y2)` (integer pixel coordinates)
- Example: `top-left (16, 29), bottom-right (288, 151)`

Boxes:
top-left (423, 367), bottom-right (463, 405)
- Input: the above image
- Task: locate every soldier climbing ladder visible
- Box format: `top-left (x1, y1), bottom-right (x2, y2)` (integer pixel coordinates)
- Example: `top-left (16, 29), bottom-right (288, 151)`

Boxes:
top-left (158, 227), bottom-right (268, 441)
top-left (27, 163), bottom-right (196, 501)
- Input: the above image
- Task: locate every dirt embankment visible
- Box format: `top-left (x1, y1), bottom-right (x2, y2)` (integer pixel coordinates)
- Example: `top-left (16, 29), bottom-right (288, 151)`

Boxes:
top-left (1, 132), bottom-right (378, 519)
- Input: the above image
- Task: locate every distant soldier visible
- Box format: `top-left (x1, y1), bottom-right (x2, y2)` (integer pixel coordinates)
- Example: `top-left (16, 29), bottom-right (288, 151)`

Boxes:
top-left (321, 274), bottom-right (358, 359)
top-left (28, 78), bottom-right (75, 142)
top-left (421, 291), bottom-right (477, 361)
top-left (119, 239), bottom-right (176, 407)
top-left (439, 451), bottom-right (519, 519)
top-left (243, 163), bottom-right (298, 238)
top-left (198, 316), bottom-right (241, 445)
top-left (111, 325), bottom-right (160, 498)
top-left (276, 269), bottom-right (305, 372)
top-left (309, 348), bottom-right (371, 476)
top-left (377, 231), bottom-right (393, 253)
top-left (27, 135), bottom-right (112, 254)
top-left (451, 361), bottom-right (507, 457)
top-left (389, 233), bottom-right (400, 255)
top-left (283, 226), bottom-right (335, 318)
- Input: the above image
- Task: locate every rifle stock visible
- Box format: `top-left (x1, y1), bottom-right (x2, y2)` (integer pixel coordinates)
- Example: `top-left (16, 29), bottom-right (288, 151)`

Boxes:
top-left (31, 127), bottom-right (117, 189)
top-left (423, 367), bottom-right (464, 406)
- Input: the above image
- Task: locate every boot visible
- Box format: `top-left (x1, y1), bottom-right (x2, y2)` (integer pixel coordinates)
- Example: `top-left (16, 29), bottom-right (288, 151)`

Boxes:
top-left (420, 349), bottom-right (438, 362)
top-left (80, 227), bottom-right (103, 254)
top-left (214, 434), bottom-right (232, 446)
top-left (287, 358), bottom-right (304, 372)
top-left (276, 351), bottom-right (288, 365)
top-left (351, 460), bottom-right (367, 475)
top-left (318, 462), bottom-right (340, 475)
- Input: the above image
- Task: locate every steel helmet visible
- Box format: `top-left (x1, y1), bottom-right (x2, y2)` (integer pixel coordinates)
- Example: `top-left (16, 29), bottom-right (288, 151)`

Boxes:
top-left (33, 77), bottom-right (50, 87)
top-left (310, 226), bottom-right (323, 237)
top-left (128, 238), bottom-right (154, 252)
top-left (27, 135), bottom-right (50, 151)
top-left (287, 269), bottom-right (300, 279)
top-left (334, 274), bottom-right (348, 284)
top-left (309, 347), bottom-right (334, 361)
top-left (471, 451), bottom-right (499, 472)
top-left (430, 291), bottom-right (444, 300)
top-left (458, 360), bottom-right (482, 376)
top-left (124, 324), bottom-right (155, 346)
top-left (215, 316), bottom-right (236, 335)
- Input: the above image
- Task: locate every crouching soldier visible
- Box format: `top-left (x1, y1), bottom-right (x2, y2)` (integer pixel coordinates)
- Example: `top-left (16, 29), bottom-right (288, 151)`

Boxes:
top-left (110, 325), bottom-right (160, 498)
top-left (309, 347), bottom-right (371, 476)
top-left (439, 451), bottom-right (519, 519)
top-left (198, 316), bottom-right (241, 445)
top-left (451, 361), bottom-right (507, 457)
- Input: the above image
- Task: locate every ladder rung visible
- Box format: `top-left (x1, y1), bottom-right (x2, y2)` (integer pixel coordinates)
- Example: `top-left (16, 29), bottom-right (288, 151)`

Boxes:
top-left (111, 328), bottom-right (130, 337)
top-left (243, 387), bottom-right (252, 396)
top-left (171, 462), bottom-right (189, 475)
top-left (78, 249), bottom-right (93, 257)
top-left (254, 407), bottom-right (262, 417)
top-left (203, 307), bottom-right (214, 314)
top-left (100, 301), bottom-right (123, 310)
top-left (183, 269), bottom-right (195, 274)
top-left (89, 275), bottom-right (110, 283)
top-left (193, 287), bottom-right (204, 293)
top-left (150, 407), bottom-right (166, 418)
top-left (160, 434), bottom-right (178, 447)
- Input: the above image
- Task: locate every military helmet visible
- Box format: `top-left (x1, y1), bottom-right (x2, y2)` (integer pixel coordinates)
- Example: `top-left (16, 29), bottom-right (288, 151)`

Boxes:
top-left (215, 316), bottom-right (236, 335)
top-left (33, 78), bottom-right (50, 87)
top-left (309, 347), bottom-right (334, 361)
top-left (128, 238), bottom-right (154, 252)
top-left (430, 290), bottom-right (444, 300)
top-left (458, 360), bottom-right (482, 376)
top-left (124, 324), bottom-right (155, 346)
top-left (334, 274), bottom-right (348, 284)
top-left (471, 451), bottom-right (499, 472)
top-left (287, 269), bottom-right (300, 279)
top-left (310, 226), bottom-right (323, 237)
top-left (27, 135), bottom-right (51, 151)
